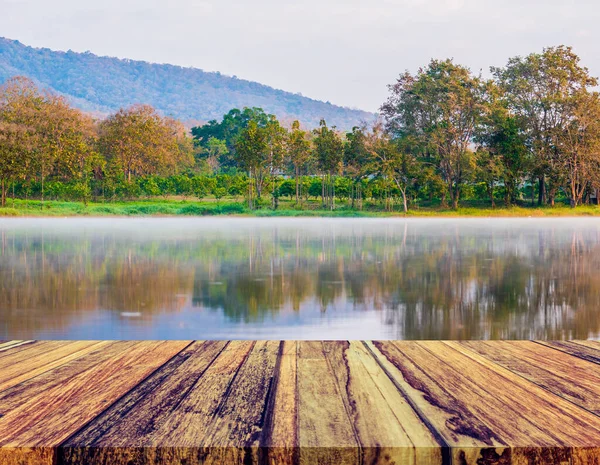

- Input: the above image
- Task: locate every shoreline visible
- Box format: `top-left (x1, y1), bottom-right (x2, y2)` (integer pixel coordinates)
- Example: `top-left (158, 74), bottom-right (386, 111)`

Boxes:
top-left (2, 210), bottom-right (600, 219)
top-left (1, 198), bottom-right (600, 219)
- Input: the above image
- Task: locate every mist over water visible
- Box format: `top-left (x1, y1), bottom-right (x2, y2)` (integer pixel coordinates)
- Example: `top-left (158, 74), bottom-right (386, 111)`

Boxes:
top-left (1, 217), bottom-right (599, 340)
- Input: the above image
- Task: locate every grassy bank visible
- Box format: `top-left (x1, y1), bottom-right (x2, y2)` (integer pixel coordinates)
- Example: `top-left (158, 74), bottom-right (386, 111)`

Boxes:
top-left (1, 198), bottom-right (600, 217)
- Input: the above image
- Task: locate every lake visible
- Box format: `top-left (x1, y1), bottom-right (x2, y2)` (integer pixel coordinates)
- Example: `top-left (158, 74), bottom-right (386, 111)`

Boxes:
top-left (0, 217), bottom-right (599, 340)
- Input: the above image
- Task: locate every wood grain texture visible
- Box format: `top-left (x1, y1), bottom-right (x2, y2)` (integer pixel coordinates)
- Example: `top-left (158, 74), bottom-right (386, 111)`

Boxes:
top-left (264, 341), bottom-right (298, 465)
top-left (0, 341), bottom-right (68, 368)
top-left (539, 340), bottom-right (600, 365)
top-left (0, 341), bottom-right (190, 465)
top-left (0, 341), bottom-right (33, 353)
top-left (2, 340), bottom-right (600, 465)
top-left (0, 341), bottom-right (105, 392)
top-left (297, 341), bottom-right (360, 465)
top-left (60, 340), bottom-right (229, 464)
top-left (368, 340), bottom-right (600, 465)
top-left (460, 340), bottom-right (600, 414)
top-left (323, 341), bottom-right (442, 465)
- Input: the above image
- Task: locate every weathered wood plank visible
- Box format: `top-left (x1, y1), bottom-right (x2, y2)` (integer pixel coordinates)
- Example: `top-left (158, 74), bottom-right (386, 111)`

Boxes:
top-left (0, 341), bottom-right (106, 392)
top-left (323, 341), bottom-right (443, 465)
top-left (60, 340), bottom-right (228, 465)
top-left (0, 341), bottom-right (122, 413)
top-left (297, 341), bottom-right (360, 465)
top-left (0, 341), bottom-right (34, 353)
top-left (368, 341), bottom-right (600, 465)
top-left (538, 340), bottom-right (600, 364)
top-left (0, 341), bottom-right (68, 366)
top-left (200, 340), bottom-right (280, 465)
top-left (435, 341), bottom-right (600, 465)
top-left (263, 341), bottom-right (298, 465)
top-left (571, 340), bottom-right (600, 350)
top-left (366, 341), bottom-right (501, 465)
top-left (460, 341), bottom-right (600, 414)
top-left (60, 341), bottom-right (255, 465)
top-left (2, 340), bottom-right (600, 465)
top-left (0, 341), bottom-right (190, 465)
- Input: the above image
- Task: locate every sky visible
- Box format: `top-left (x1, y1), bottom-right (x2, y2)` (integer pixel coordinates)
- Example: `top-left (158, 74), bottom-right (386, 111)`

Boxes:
top-left (1, 0), bottom-right (600, 112)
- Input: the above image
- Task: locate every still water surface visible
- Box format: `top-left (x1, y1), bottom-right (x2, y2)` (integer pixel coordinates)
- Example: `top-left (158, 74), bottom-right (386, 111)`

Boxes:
top-left (1, 217), bottom-right (599, 340)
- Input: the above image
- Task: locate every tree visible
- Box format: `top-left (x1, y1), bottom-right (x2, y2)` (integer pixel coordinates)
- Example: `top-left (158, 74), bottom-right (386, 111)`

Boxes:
top-left (202, 137), bottom-right (228, 173)
top-left (0, 77), bottom-right (96, 207)
top-left (493, 46), bottom-right (598, 206)
top-left (191, 107), bottom-right (269, 170)
top-left (35, 94), bottom-right (96, 207)
top-left (313, 119), bottom-right (343, 210)
top-left (265, 115), bottom-right (287, 208)
top-left (0, 77), bottom-right (40, 207)
top-left (382, 59), bottom-right (486, 209)
top-left (287, 120), bottom-right (312, 204)
top-left (559, 89), bottom-right (600, 206)
top-left (234, 120), bottom-right (268, 209)
top-left (364, 124), bottom-right (420, 213)
top-left (99, 104), bottom-right (192, 182)
top-left (475, 149), bottom-right (503, 207)
top-left (476, 82), bottom-right (530, 206)
top-left (344, 126), bottom-right (371, 209)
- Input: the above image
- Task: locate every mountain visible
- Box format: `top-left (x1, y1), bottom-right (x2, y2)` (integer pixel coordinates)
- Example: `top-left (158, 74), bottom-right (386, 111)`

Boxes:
top-left (0, 37), bottom-right (375, 129)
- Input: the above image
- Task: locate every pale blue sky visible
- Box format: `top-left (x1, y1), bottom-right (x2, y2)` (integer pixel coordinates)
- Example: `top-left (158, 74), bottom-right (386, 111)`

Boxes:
top-left (1, 0), bottom-right (599, 111)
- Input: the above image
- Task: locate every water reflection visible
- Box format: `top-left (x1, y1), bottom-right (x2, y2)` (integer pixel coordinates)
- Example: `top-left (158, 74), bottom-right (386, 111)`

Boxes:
top-left (0, 217), bottom-right (599, 340)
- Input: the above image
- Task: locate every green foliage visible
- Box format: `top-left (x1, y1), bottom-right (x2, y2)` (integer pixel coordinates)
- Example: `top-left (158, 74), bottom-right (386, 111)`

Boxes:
top-left (3, 43), bottom-right (600, 214)
top-left (277, 180), bottom-right (295, 199)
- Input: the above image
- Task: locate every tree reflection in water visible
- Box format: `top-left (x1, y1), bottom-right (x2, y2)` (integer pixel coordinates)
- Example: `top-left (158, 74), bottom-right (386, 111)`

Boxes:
top-left (0, 218), bottom-right (599, 340)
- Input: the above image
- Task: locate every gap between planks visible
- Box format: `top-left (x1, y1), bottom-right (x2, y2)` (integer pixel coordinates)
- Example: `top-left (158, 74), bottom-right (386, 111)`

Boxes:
top-left (0, 341), bottom-right (600, 465)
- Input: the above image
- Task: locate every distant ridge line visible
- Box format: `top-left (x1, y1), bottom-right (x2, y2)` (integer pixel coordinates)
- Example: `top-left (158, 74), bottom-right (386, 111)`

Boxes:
top-left (0, 37), bottom-right (375, 129)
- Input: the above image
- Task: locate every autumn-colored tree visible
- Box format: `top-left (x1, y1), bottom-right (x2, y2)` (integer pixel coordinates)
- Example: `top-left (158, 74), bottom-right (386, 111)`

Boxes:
top-left (0, 77), bottom-right (40, 206)
top-left (0, 77), bottom-right (95, 207)
top-left (35, 94), bottom-right (96, 206)
top-left (99, 104), bottom-right (192, 182)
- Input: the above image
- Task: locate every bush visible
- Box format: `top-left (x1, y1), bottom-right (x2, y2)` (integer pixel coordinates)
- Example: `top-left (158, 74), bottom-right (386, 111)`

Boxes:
top-left (178, 202), bottom-right (246, 215)
top-left (0, 208), bottom-right (20, 216)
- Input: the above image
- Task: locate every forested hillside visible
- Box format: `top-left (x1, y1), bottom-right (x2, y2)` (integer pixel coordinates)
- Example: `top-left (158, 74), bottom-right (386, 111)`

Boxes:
top-left (0, 37), bottom-right (373, 128)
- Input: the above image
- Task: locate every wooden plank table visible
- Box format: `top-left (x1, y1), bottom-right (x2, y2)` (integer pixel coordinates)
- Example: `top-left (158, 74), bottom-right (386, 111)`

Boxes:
top-left (1, 340), bottom-right (600, 465)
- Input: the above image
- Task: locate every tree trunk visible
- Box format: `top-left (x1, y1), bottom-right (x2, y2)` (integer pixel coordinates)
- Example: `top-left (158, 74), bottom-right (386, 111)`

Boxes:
top-left (488, 184), bottom-right (495, 208)
top-left (331, 174), bottom-right (335, 211)
top-left (537, 176), bottom-right (545, 206)
top-left (248, 169), bottom-right (253, 210)
top-left (295, 166), bottom-right (299, 205)
top-left (449, 183), bottom-right (459, 210)
top-left (547, 186), bottom-right (556, 207)
top-left (570, 182), bottom-right (577, 208)
top-left (1, 179), bottom-right (5, 208)
top-left (401, 188), bottom-right (408, 214)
